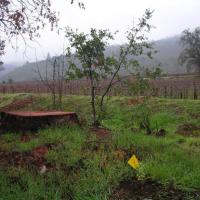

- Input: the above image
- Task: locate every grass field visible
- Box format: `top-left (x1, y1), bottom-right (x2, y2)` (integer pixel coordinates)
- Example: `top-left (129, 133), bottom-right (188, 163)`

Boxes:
top-left (1, 94), bottom-right (200, 199)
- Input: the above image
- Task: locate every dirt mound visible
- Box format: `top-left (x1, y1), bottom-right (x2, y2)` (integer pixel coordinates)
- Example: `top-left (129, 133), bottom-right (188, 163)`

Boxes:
top-left (32, 146), bottom-right (49, 157)
top-left (20, 134), bottom-right (37, 142)
top-left (110, 178), bottom-right (200, 200)
top-left (126, 97), bottom-right (145, 106)
top-left (154, 128), bottom-right (166, 137)
top-left (90, 127), bottom-right (111, 138)
top-left (191, 113), bottom-right (200, 119)
top-left (1, 96), bottom-right (35, 111)
top-left (0, 143), bottom-right (57, 172)
top-left (177, 123), bottom-right (200, 137)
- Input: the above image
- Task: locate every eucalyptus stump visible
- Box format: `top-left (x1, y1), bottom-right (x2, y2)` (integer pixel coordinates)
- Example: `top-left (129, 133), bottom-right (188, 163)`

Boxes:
top-left (0, 111), bottom-right (79, 132)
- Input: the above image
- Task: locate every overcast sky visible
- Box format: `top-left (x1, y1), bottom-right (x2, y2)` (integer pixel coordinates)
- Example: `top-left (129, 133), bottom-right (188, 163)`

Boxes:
top-left (3, 0), bottom-right (200, 63)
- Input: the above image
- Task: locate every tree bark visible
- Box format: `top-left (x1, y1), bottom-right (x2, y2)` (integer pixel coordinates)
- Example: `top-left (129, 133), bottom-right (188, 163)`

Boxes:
top-left (88, 66), bottom-right (98, 126)
top-left (52, 58), bottom-right (56, 108)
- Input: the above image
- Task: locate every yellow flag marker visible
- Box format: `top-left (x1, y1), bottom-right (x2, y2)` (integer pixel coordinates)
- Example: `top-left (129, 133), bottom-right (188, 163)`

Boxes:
top-left (128, 155), bottom-right (139, 169)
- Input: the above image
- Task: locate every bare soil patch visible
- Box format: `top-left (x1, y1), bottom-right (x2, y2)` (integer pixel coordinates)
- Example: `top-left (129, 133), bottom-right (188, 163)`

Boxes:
top-left (191, 112), bottom-right (200, 119)
top-left (90, 127), bottom-right (111, 138)
top-left (0, 96), bottom-right (35, 111)
top-left (177, 123), bottom-right (200, 137)
top-left (126, 97), bottom-right (144, 106)
top-left (110, 178), bottom-right (200, 200)
top-left (151, 103), bottom-right (183, 114)
top-left (154, 129), bottom-right (166, 137)
top-left (0, 143), bottom-right (57, 171)
top-left (20, 134), bottom-right (37, 142)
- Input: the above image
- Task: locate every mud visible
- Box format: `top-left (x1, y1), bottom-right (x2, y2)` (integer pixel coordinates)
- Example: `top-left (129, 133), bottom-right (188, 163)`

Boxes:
top-left (90, 127), bottom-right (111, 138)
top-left (0, 143), bottom-right (57, 171)
top-left (126, 97), bottom-right (145, 106)
top-left (177, 123), bottom-right (200, 137)
top-left (110, 178), bottom-right (200, 200)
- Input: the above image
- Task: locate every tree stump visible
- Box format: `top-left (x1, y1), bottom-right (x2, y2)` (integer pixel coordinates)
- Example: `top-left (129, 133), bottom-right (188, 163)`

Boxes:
top-left (0, 111), bottom-right (79, 132)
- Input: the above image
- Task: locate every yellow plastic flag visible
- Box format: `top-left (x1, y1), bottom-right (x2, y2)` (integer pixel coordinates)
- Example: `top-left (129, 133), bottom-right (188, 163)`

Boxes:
top-left (128, 155), bottom-right (139, 169)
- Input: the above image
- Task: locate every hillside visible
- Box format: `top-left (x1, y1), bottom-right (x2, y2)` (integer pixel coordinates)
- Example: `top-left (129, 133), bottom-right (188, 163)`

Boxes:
top-left (0, 36), bottom-right (185, 82)
top-left (0, 62), bottom-right (24, 80)
top-left (153, 36), bottom-right (183, 73)
top-left (0, 94), bottom-right (200, 199)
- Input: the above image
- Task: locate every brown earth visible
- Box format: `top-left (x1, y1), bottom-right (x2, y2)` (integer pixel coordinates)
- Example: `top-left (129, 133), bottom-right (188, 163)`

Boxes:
top-left (126, 97), bottom-right (145, 106)
top-left (20, 134), bottom-right (37, 142)
top-left (0, 96), bottom-right (35, 111)
top-left (154, 129), bottom-right (166, 137)
top-left (110, 178), bottom-right (200, 200)
top-left (191, 112), bottom-right (200, 119)
top-left (0, 143), bottom-right (57, 171)
top-left (90, 127), bottom-right (111, 138)
top-left (177, 123), bottom-right (200, 137)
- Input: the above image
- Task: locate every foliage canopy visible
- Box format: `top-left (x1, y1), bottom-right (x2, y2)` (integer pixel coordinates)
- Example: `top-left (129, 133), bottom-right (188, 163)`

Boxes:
top-left (178, 27), bottom-right (200, 73)
top-left (65, 9), bottom-right (154, 126)
top-left (0, 0), bottom-right (84, 62)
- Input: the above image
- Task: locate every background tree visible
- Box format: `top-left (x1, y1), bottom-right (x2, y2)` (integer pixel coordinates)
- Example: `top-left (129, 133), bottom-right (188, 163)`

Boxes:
top-left (145, 66), bottom-right (162, 79)
top-left (36, 55), bottom-right (65, 109)
top-left (65, 9), bottom-right (154, 126)
top-left (178, 27), bottom-right (200, 72)
top-left (127, 74), bottom-right (151, 97)
top-left (66, 28), bottom-right (114, 126)
top-left (0, 0), bottom-right (84, 63)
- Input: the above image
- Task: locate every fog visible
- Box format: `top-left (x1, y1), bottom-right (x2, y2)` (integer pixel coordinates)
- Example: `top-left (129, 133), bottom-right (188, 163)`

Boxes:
top-left (2, 0), bottom-right (200, 63)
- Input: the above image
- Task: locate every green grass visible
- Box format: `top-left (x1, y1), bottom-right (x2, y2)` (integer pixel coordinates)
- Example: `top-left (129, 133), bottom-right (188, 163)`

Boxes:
top-left (1, 94), bottom-right (200, 199)
top-left (0, 93), bottom-right (32, 108)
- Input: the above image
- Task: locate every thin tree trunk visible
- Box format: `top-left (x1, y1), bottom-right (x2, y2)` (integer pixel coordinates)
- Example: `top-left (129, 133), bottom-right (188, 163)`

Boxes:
top-left (88, 66), bottom-right (98, 126)
top-left (193, 83), bottom-right (198, 100)
top-left (52, 59), bottom-right (56, 108)
top-left (99, 46), bottom-right (131, 111)
top-left (57, 55), bottom-right (65, 109)
top-left (91, 85), bottom-right (97, 126)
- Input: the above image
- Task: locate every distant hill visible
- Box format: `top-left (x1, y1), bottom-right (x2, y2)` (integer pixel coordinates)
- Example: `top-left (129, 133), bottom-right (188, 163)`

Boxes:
top-left (0, 36), bottom-right (186, 82)
top-left (0, 62), bottom-right (24, 80)
top-left (153, 35), bottom-right (183, 73)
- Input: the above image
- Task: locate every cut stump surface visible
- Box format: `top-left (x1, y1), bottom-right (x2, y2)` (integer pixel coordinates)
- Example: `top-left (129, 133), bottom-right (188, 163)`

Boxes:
top-left (0, 111), bottom-right (79, 132)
